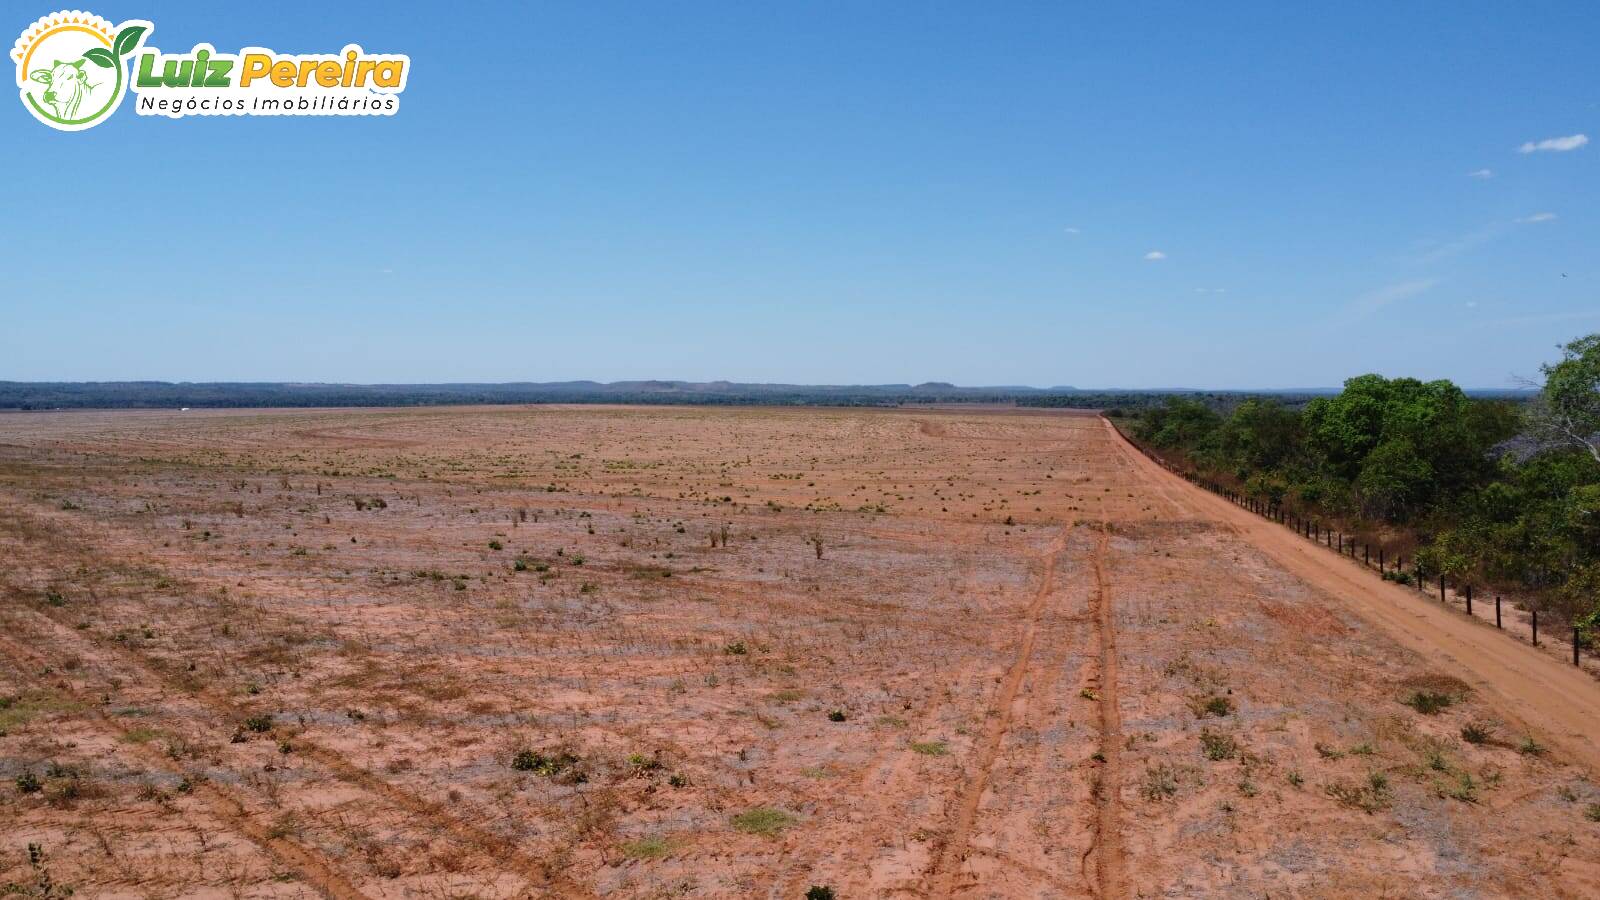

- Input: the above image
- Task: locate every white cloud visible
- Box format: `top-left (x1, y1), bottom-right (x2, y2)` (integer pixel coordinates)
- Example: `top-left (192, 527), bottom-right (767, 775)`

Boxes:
top-left (1517, 212), bottom-right (1558, 223)
top-left (1347, 278), bottom-right (1439, 319)
top-left (1064, 227), bottom-right (1081, 235)
top-left (1143, 250), bottom-right (1166, 261)
top-left (1468, 168), bottom-right (1493, 179)
top-left (1193, 287), bottom-right (1226, 294)
top-left (1518, 134), bottom-right (1588, 153)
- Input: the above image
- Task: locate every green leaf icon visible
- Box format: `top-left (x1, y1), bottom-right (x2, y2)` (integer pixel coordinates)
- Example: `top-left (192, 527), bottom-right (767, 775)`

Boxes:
top-left (82, 47), bottom-right (115, 68)
top-left (113, 25), bottom-right (147, 58)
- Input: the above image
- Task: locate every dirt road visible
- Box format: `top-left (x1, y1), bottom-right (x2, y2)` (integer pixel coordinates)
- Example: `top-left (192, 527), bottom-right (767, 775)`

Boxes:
top-left (1102, 416), bottom-right (1600, 775)
top-left (3, 405), bottom-right (1598, 897)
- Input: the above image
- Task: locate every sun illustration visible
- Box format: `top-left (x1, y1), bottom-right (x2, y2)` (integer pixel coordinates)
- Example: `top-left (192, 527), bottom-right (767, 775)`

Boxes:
top-left (13, 9), bottom-right (148, 130)
top-left (11, 10), bottom-right (116, 67)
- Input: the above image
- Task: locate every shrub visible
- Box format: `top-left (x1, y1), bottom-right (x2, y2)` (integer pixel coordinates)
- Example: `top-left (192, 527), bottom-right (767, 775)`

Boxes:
top-left (1199, 729), bottom-right (1237, 761)
top-left (1461, 722), bottom-right (1492, 744)
top-left (1403, 691), bottom-right (1453, 715)
top-left (910, 740), bottom-right (948, 756)
top-left (827, 710), bottom-right (847, 722)
top-left (510, 749), bottom-right (581, 779)
top-left (15, 771), bottom-right (41, 794)
top-left (806, 888), bottom-right (836, 900)
top-left (243, 714), bottom-right (273, 733)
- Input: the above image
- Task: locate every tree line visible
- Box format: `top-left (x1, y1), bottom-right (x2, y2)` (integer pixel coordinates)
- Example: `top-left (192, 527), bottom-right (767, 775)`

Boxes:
top-left (1131, 334), bottom-right (1600, 632)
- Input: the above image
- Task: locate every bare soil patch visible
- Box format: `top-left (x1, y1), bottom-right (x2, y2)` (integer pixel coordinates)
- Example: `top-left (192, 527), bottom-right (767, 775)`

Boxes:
top-left (1, 405), bottom-right (1596, 897)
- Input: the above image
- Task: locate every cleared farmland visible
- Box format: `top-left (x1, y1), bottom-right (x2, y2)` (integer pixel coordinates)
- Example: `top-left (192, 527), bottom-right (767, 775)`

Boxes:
top-left (1, 405), bottom-right (1597, 898)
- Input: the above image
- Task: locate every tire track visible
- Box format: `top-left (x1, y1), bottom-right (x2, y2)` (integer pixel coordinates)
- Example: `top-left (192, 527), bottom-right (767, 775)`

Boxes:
top-left (1082, 513), bottom-right (1126, 900)
top-left (925, 527), bottom-right (1069, 897)
top-left (0, 634), bottom-right (373, 900)
top-left (1102, 417), bottom-right (1600, 775)
top-left (0, 494), bottom-right (595, 898)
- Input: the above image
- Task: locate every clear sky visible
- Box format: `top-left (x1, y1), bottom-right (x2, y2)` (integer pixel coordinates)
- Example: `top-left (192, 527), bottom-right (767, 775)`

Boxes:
top-left (4, 2), bottom-right (1597, 389)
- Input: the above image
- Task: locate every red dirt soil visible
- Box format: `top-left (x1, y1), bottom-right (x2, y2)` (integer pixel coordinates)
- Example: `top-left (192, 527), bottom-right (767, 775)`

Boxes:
top-left (0, 405), bottom-right (1596, 898)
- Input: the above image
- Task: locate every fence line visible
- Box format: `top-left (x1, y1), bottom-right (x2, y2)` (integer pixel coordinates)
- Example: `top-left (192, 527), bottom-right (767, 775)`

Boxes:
top-left (1111, 421), bottom-right (1592, 671)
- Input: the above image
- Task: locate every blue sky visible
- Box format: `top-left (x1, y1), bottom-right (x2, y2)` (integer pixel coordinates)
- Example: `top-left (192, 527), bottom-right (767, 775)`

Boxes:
top-left (3, 2), bottom-right (1597, 388)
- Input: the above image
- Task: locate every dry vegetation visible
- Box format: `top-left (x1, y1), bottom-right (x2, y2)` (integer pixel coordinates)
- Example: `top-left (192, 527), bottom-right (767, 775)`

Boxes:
top-left (0, 405), bottom-right (1596, 898)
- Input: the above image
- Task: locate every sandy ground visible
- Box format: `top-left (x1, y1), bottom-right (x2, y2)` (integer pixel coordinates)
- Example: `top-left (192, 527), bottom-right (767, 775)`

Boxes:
top-left (0, 404), bottom-right (1597, 899)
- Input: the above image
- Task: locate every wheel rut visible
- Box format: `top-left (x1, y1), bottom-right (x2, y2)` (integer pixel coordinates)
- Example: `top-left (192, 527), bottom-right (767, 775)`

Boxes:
top-left (0, 634), bottom-right (374, 900)
top-left (926, 528), bottom-right (1068, 897)
top-left (1083, 513), bottom-right (1126, 899)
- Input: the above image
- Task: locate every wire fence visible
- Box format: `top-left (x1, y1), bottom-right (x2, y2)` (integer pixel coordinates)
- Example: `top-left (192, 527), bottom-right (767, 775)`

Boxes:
top-left (1116, 424), bottom-right (1595, 673)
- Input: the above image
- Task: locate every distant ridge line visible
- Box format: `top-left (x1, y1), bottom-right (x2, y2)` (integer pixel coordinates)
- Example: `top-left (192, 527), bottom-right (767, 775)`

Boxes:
top-left (0, 381), bottom-right (1532, 411)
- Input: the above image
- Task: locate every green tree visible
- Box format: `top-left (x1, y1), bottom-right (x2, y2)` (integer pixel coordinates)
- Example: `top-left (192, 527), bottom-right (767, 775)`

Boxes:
top-left (1219, 399), bottom-right (1301, 472)
top-left (1532, 333), bottom-right (1600, 464)
top-left (1137, 397), bottom-right (1221, 452)
top-left (1356, 438), bottom-right (1432, 520)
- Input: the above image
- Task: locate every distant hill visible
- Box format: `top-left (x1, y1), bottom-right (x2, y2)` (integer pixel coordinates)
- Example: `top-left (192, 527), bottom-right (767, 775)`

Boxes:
top-left (0, 381), bottom-right (1534, 411)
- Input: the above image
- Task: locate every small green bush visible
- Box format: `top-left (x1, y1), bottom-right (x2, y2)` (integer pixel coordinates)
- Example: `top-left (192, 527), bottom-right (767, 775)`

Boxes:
top-left (511, 749), bottom-right (581, 779)
top-left (1403, 691), bottom-right (1453, 715)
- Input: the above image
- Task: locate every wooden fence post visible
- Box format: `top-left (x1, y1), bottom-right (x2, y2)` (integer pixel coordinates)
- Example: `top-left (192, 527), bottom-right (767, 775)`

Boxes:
top-left (1532, 610), bottom-right (1538, 647)
top-left (1495, 596), bottom-right (1501, 629)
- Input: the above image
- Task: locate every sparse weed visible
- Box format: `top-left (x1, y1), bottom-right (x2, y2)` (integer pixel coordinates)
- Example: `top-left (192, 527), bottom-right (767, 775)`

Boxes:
top-left (1140, 764), bottom-right (1180, 801)
top-left (1200, 728), bottom-right (1237, 761)
top-left (622, 836), bottom-right (674, 859)
top-left (1325, 772), bottom-right (1390, 813)
top-left (731, 807), bottom-right (795, 836)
